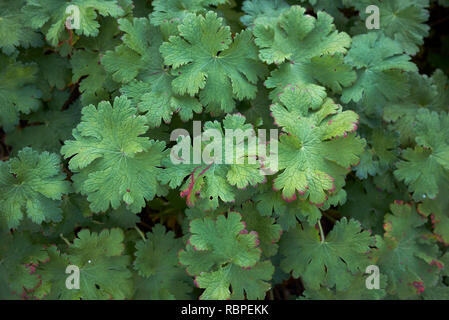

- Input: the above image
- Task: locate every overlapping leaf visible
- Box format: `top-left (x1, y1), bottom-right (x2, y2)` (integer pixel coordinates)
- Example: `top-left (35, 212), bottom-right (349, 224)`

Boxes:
top-left (102, 17), bottom-right (201, 127)
top-left (0, 230), bottom-right (48, 299)
top-left (0, 55), bottom-right (42, 131)
top-left (280, 218), bottom-right (374, 290)
top-left (253, 5), bottom-right (355, 100)
top-left (160, 11), bottom-right (266, 114)
top-left (0, 0), bottom-right (42, 55)
top-left (22, 0), bottom-right (125, 46)
top-left (38, 228), bottom-right (133, 299)
top-left (394, 109), bottom-right (449, 201)
top-left (0, 148), bottom-right (71, 229)
top-left (133, 224), bottom-right (192, 299)
top-left (351, 0), bottom-right (430, 55)
top-left (373, 203), bottom-right (442, 298)
top-left (342, 32), bottom-right (418, 116)
top-left (271, 85), bottom-right (365, 205)
top-left (61, 96), bottom-right (168, 213)
top-left (159, 114), bottom-right (266, 208)
top-left (6, 91), bottom-right (81, 154)
top-left (179, 211), bottom-right (273, 299)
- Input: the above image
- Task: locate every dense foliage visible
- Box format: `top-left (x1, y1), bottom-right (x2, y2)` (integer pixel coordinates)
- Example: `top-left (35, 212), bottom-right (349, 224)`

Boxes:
top-left (1, 0), bottom-right (449, 300)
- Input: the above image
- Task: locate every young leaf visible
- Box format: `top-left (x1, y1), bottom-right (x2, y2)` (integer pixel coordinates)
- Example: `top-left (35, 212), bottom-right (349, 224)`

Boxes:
top-left (271, 85), bottom-right (365, 205)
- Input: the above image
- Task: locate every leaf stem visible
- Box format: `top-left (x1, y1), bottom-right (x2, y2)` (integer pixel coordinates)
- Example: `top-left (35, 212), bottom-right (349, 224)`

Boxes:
top-left (60, 233), bottom-right (71, 247)
top-left (317, 220), bottom-right (325, 244)
top-left (135, 226), bottom-right (146, 242)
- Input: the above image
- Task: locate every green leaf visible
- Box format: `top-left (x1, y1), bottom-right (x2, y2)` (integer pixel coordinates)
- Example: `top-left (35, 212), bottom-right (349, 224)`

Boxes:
top-left (6, 92), bottom-right (81, 154)
top-left (301, 273), bottom-right (387, 300)
top-left (0, 148), bottom-right (71, 229)
top-left (160, 114), bottom-right (265, 208)
top-left (253, 5), bottom-right (355, 99)
top-left (179, 211), bottom-right (273, 299)
top-left (133, 224), bottom-right (192, 299)
top-left (160, 11), bottom-right (266, 114)
top-left (239, 201), bottom-right (282, 257)
top-left (374, 202), bottom-right (442, 298)
top-left (418, 180), bottom-right (449, 244)
top-left (0, 230), bottom-right (48, 299)
top-left (150, 0), bottom-right (209, 26)
top-left (38, 228), bottom-right (133, 299)
top-left (280, 217), bottom-right (374, 290)
top-left (134, 224), bottom-right (182, 277)
top-left (102, 17), bottom-right (202, 127)
top-left (195, 260), bottom-right (273, 300)
top-left (241, 0), bottom-right (290, 28)
top-left (384, 72), bottom-right (441, 144)
top-left (394, 110), bottom-right (449, 201)
top-left (271, 86), bottom-right (365, 205)
top-left (71, 49), bottom-right (113, 106)
top-left (340, 179), bottom-right (407, 235)
top-left (352, 0), bottom-right (430, 55)
top-left (0, 55), bottom-right (42, 131)
top-left (355, 129), bottom-right (400, 179)
top-left (254, 181), bottom-right (323, 229)
top-left (23, 0), bottom-right (125, 46)
top-left (0, 0), bottom-right (42, 55)
top-left (342, 33), bottom-right (418, 116)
